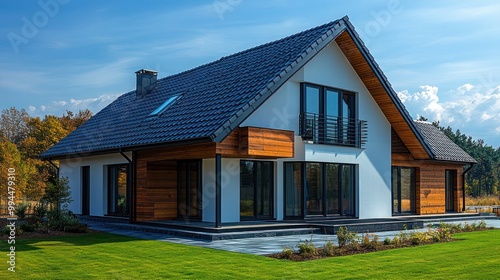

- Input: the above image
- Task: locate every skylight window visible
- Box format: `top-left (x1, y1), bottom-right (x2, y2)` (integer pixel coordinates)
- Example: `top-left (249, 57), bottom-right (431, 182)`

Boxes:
top-left (149, 95), bottom-right (179, 116)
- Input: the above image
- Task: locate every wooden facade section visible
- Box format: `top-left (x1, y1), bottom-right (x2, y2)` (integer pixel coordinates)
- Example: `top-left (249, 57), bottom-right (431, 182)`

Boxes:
top-left (393, 155), bottom-right (465, 215)
top-left (335, 31), bottom-right (430, 160)
top-left (136, 160), bottom-right (178, 221)
top-left (239, 127), bottom-right (294, 158)
top-left (134, 126), bottom-right (293, 221)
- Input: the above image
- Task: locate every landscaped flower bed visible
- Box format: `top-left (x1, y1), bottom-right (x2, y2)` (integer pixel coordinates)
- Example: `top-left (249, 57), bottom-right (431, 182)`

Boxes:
top-left (269, 221), bottom-right (493, 261)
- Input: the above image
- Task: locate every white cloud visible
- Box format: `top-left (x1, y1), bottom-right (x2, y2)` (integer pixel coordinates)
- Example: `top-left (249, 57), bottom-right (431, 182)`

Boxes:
top-left (399, 83), bottom-right (500, 145)
top-left (29, 93), bottom-right (121, 117)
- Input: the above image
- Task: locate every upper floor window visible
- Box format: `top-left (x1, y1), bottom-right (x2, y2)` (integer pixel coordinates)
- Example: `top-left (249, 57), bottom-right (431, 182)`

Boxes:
top-left (300, 83), bottom-right (367, 148)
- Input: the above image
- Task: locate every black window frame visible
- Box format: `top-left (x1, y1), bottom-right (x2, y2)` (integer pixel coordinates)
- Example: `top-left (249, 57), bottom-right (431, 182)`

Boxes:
top-left (283, 161), bottom-right (356, 219)
top-left (391, 166), bottom-right (417, 215)
top-left (240, 160), bottom-right (274, 220)
top-left (300, 82), bottom-right (364, 147)
top-left (107, 164), bottom-right (130, 216)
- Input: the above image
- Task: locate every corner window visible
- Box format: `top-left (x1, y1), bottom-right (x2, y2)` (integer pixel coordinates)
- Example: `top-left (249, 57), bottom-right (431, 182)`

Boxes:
top-left (108, 164), bottom-right (129, 216)
top-left (300, 83), bottom-right (367, 147)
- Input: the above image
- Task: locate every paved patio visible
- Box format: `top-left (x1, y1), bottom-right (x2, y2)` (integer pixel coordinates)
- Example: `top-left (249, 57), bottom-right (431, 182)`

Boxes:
top-left (86, 218), bottom-right (500, 255)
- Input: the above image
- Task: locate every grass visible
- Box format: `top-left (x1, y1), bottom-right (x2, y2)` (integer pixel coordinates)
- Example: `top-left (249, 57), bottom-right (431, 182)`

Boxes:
top-left (1, 230), bottom-right (499, 279)
top-left (466, 195), bottom-right (500, 206)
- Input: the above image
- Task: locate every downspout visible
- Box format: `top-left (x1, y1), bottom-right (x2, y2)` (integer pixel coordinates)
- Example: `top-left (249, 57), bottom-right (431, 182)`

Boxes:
top-left (119, 150), bottom-right (134, 223)
top-left (462, 164), bottom-right (474, 212)
top-left (48, 159), bottom-right (60, 178)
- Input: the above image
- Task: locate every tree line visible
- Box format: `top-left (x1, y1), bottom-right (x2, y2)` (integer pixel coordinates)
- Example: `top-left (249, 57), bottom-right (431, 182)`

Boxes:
top-left (431, 121), bottom-right (500, 197)
top-left (0, 107), bottom-right (92, 206)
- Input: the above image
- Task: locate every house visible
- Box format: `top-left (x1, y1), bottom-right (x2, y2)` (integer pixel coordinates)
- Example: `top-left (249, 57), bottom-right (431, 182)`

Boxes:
top-left (41, 16), bottom-right (476, 227)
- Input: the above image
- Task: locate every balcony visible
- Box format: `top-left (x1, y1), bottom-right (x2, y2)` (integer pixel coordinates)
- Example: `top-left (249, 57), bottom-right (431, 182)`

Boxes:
top-left (299, 113), bottom-right (368, 148)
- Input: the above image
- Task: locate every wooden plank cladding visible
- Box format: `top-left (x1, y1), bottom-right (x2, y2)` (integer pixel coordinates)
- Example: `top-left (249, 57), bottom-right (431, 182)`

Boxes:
top-left (138, 127), bottom-right (294, 160)
top-left (335, 31), bottom-right (430, 160)
top-left (392, 154), bottom-right (464, 215)
top-left (238, 127), bottom-right (294, 158)
top-left (135, 160), bottom-right (178, 221)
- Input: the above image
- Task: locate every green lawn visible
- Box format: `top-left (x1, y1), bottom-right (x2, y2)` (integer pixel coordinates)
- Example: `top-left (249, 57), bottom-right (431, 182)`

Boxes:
top-left (1, 230), bottom-right (498, 279)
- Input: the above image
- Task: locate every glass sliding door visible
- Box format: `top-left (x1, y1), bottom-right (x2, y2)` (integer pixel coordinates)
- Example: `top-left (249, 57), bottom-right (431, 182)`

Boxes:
top-left (108, 164), bottom-right (129, 216)
top-left (392, 167), bottom-right (416, 214)
top-left (306, 163), bottom-right (323, 215)
top-left (284, 162), bottom-right (355, 218)
top-left (284, 163), bottom-right (303, 218)
top-left (240, 161), bottom-right (273, 219)
top-left (342, 165), bottom-right (355, 216)
top-left (325, 163), bottom-right (339, 215)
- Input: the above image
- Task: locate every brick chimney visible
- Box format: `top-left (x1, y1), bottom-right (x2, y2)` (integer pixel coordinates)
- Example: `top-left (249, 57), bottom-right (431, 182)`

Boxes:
top-left (135, 69), bottom-right (158, 98)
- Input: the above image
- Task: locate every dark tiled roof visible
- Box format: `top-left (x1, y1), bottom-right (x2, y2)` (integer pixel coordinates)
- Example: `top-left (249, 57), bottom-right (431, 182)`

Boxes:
top-left (414, 121), bottom-right (476, 163)
top-left (41, 18), bottom-right (346, 158)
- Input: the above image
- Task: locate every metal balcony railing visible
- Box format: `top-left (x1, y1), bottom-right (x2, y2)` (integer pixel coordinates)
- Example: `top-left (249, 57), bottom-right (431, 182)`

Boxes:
top-left (299, 113), bottom-right (368, 148)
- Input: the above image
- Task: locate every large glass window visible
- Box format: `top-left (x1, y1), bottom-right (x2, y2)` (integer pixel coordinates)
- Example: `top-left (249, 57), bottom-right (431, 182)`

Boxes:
top-left (240, 161), bottom-right (273, 219)
top-left (285, 162), bottom-right (356, 218)
top-left (284, 163), bottom-right (303, 218)
top-left (392, 167), bottom-right (416, 214)
top-left (108, 164), bottom-right (129, 216)
top-left (300, 83), bottom-right (362, 146)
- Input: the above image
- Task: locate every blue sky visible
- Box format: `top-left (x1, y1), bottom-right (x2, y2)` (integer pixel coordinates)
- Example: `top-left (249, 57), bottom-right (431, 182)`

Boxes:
top-left (1, 0), bottom-right (500, 147)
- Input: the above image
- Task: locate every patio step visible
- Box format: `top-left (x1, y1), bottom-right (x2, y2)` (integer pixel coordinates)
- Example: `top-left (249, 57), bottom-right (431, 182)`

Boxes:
top-left (82, 220), bottom-right (321, 241)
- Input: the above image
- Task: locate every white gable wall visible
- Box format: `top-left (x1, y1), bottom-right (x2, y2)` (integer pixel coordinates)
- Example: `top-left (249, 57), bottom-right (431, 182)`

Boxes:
top-left (59, 153), bottom-right (131, 216)
top-left (242, 41), bottom-right (392, 219)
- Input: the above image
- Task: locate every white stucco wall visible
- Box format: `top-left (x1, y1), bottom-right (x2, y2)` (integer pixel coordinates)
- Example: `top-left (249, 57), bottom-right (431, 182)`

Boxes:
top-left (59, 153), bottom-right (131, 216)
top-left (202, 158), bottom-right (240, 223)
top-left (241, 41), bottom-right (392, 219)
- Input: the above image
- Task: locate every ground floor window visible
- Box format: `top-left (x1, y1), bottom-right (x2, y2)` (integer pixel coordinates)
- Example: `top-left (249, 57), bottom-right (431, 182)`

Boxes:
top-left (284, 162), bottom-right (355, 218)
top-left (178, 160), bottom-right (202, 219)
top-left (108, 164), bottom-right (129, 216)
top-left (392, 167), bottom-right (416, 214)
top-left (240, 161), bottom-right (274, 219)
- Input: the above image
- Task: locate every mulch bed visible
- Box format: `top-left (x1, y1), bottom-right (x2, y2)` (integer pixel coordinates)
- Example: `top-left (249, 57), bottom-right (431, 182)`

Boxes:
top-left (0, 217), bottom-right (97, 239)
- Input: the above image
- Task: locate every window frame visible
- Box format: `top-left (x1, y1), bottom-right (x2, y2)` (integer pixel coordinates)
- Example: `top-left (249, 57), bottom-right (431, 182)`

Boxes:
top-left (107, 164), bottom-right (130, 216)
top-left (300, 82), bottom-right (359, 146)
top-left (240, 160), bottom-right (274, 220)
top-left (284, 161), bottom-right (356, 219)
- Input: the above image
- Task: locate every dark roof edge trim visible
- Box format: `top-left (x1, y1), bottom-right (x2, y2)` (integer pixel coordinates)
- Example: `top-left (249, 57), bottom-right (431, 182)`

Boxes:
top-left (211, 19), bottom-right (347, 143)
top-left (342, 18), bottom-right (435, 159)
top-left (40, 136), bottom-right (212, 160)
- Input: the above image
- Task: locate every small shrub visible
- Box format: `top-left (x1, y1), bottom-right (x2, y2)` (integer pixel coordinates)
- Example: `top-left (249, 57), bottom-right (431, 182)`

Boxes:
top-left (20, 222), bottom-right (37, 232)
top-left (280, 247), bottom-right (295, 259)
top-left (478, 220), bottom-right (487, 229)
top-left (322, 241), bottom-right (336, 257)
top-left (15, 202), bottom-right (29, 220)
top-left (337, 226), bottom-right (358, 248)
top-left (297, 239), bottom-right (316, 255)
top-left (392, 236), bottom-right (401, 246)
top-left (33, 202), bottom-right (48, 220)
top-left (384, 237), bottom-right (391, 245)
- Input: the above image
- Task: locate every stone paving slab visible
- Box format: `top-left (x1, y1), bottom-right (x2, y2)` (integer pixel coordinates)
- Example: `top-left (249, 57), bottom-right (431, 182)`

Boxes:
top-left (86, 218), bottom-right (500, 256)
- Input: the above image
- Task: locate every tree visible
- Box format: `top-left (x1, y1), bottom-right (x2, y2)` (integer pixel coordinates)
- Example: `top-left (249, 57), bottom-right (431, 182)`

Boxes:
top-left (0, 107), bottom-right (29, 146)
